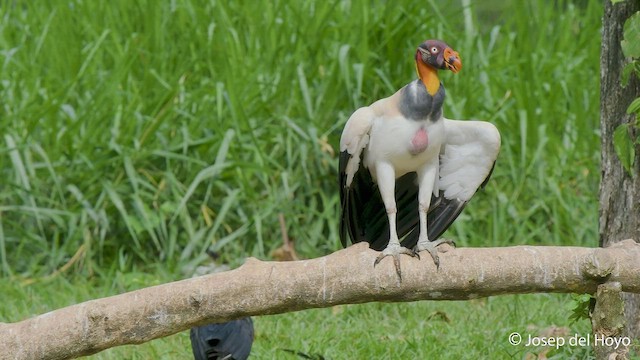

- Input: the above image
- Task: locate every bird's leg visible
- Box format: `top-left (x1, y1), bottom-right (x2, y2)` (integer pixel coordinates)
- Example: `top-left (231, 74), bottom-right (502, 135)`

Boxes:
top-left (415, 161), bottom-right (454, 268)
top-left (373, 162), bottom-right (418, 279)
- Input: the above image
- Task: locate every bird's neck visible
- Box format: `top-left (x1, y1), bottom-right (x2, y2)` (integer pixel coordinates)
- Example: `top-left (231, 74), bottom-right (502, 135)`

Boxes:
top-left (415, 58), bottom-right (440, 96)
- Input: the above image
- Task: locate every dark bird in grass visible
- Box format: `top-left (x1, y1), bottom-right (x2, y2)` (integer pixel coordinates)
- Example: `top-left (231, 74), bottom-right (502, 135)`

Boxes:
top-left (339, 39), bottom-right (500, 278)
top-left (190, 318), bottom-right (254, 360)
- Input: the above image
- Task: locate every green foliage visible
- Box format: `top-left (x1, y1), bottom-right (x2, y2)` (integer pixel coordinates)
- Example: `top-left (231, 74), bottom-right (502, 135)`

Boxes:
top-left (614, 123), bottom-right (637, 176)
top-left (621, 61), bottom-right (639, 87)
top-left (568, 293), bottom-right (594, 323)
top-left (615, 9), bottom-right (640, 176)
top-left (622, 11), bottom-right (640, 58)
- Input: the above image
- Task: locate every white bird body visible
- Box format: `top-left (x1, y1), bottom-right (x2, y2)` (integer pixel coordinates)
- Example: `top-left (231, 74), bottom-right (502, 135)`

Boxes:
top-left (341, 85), bottom-right (446, 188)
top-left (338, 40), bottom-right (500, 274)
top-left (366, 114), bottom-right (445, 185)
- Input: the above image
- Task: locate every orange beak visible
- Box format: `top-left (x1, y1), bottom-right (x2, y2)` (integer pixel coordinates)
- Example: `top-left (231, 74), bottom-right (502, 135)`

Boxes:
top-left (443, 47), bottom-right (462, 73)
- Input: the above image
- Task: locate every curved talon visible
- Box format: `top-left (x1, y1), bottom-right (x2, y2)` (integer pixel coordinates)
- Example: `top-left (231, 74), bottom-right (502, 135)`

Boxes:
top-left (373, 244), bottom-right (419, 280)
top-left (442, 239), bottom-right (456, 248)
top-left (426, 247), bottom-right (441, 268)
top-left (373, 254), bottom-right (385, 267)
top-left (414, 238), bottom-right (455, 269)
top-left (393, 256), bottom-right (401, 279)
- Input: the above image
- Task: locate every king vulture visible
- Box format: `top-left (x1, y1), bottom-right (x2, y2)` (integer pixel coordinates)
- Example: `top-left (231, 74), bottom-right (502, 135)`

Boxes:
top-left (339, 39), bottom-right (500, 278)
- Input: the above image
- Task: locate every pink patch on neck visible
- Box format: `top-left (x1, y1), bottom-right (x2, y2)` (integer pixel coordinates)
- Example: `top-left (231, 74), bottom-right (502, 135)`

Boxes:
top-left (410, 128), bottom-right (429, 155)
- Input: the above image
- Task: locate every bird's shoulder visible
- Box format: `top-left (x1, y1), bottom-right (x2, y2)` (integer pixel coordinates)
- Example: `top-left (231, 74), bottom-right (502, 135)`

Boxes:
top-left (340, 93), bottom-right (400, 150)
top-left (369, 88), bottom-right (405, 118)
top-left (340, 106), bottom-right (374, 154)
top-left (340, 81), bottom-right (427, 153)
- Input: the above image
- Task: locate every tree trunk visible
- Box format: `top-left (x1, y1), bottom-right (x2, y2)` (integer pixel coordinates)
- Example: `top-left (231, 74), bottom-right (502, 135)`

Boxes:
top-left (591, 283), bottom-right (628, 359)
top-left (599, 0), bottom-right (640, 339)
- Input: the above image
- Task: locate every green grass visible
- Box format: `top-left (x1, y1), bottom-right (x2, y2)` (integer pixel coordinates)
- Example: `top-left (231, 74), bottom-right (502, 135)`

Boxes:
top-left (0, 274), bottom-right (596, 359)
top-left (0, 0), bottom-right (609, 358)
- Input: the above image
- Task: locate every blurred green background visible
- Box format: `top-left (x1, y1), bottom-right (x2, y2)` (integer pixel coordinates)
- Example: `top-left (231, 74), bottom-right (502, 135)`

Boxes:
top-left (0, 0), bottom-right (605, 358)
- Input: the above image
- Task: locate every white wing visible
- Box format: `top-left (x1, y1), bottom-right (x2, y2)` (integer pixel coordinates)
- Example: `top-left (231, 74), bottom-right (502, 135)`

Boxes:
top-left (339, 107), bottom-right (375, 187)
top-left (439, 119), bottom-right (501, 201)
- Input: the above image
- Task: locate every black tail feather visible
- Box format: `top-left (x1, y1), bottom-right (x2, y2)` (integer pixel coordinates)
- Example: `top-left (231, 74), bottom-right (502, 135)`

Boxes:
top-left (190, 318), bottom-right (254, 360)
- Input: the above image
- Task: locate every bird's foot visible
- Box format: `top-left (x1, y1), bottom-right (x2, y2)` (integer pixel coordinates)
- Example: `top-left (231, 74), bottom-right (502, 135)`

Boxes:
top-left (414, 238), bottom-right (455, 269)
top-left (373, 242), bottom-right (419, 280)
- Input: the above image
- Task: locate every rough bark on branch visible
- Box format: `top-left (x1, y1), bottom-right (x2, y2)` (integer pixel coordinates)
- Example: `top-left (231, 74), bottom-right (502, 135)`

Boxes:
top-left (2, 241), bottom-right (640, 360)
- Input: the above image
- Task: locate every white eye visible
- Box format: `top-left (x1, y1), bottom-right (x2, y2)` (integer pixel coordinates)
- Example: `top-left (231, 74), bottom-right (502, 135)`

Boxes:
top-left (431, 47), bottom-right (438, 53)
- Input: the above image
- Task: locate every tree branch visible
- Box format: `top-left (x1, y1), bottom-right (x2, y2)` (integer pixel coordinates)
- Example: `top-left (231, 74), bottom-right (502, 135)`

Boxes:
top-left (2, 240), bottom-right (640, 360)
